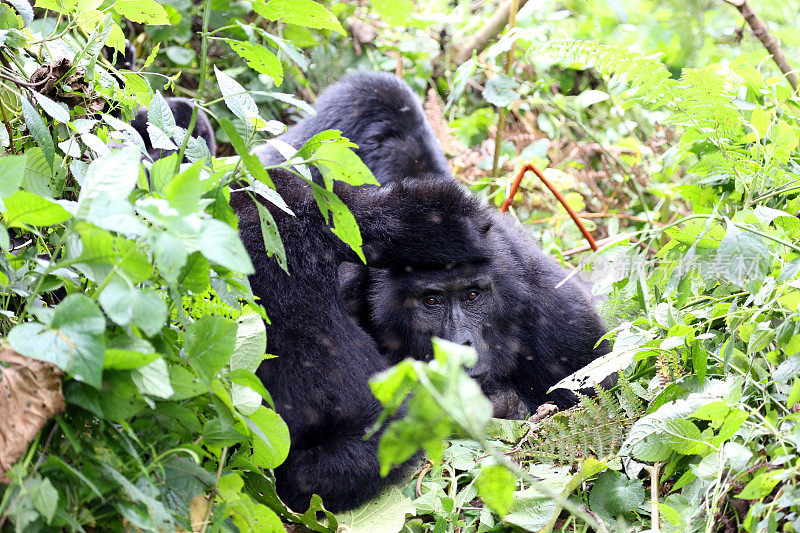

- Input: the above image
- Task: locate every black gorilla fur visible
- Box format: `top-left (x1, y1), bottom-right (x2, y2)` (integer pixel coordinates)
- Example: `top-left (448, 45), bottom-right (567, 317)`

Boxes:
top-left (275, 72), bottom-right (610, 416)
top-left (258, 71), bottom-right (449, 184)
top-left (230, 171), bottom-right (417, 512)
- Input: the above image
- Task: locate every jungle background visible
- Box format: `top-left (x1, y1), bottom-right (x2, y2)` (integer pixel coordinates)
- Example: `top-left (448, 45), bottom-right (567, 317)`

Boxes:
top-left (1, 0), bottom-right (800, 531)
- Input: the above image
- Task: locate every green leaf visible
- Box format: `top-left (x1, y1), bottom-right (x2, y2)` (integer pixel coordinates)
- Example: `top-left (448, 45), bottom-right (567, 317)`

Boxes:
top-left (164, 161), bottom-right (202, 215)
top-left (98, 277), bottom-right (167, 336)
top-left (215, 67), bottom-right (266, 135)
top-left (113, 0), bottom-right (169, 24)
top-left (312, 140), bottom-right (379, 187)
top-left (716, 221), bottom-right (771, 288)
top-left (589, 471), bottom-right (645, 519)
top-left (2, 190), bottom-right (70, 228)
top-left (334, 486), bottom-right (415, 532)
top-left (476, 465), bottom-right (515, 518)
top-left (77, 145), bottom-right (141, 206)
top-left (152, 230), bottom-right (187, 282)
top-left (370, 0), bottom-right (413, 26)
top-left (253, 0), bottom-right (345, 34)
top-left (482, 74), bottom-right (520, 107)
top-left (247, 406), bottom-right (290, 468)
top-left (29, 477), bottom-right (58, 523)
top-left (165, 45), bottom-right (195, 65)
top-left (310, 183), bottom-right (364, 262)
top-left (7, 0), bottom-right (33, 25)
top-left (186, 316), bottom-right (238, 384)
top-left (0, 153), bottom-right (27, 197)
top-left (31, 91), bottom-right (70, 123)
top-left (223, 40), bottom-right (283, 84)
top-left (197, 219), bottom-right (255, 274)
top-left (736, 470), bottom-right (783, 499)
top-left (20, 97), bottom-right (54, 166)
top-left (131, 357), bottom-right (174, 399)
top-left (256, 202), bottom-right (288, 273)
top-left (218, 118), bottom-right (275, 189)
top-left (9, 294), bottom-right (105, 387)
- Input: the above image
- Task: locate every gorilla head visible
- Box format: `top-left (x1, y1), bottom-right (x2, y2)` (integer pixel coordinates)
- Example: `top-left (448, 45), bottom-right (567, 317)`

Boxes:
top-left (343, 177), bottom-right (610, 416)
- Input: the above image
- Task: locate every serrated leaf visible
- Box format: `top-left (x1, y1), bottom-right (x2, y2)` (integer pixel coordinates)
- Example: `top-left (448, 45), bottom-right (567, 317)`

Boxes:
top-left (9, 294), bottom-right (105, 387)
top-left (186, 316), bottom-right (238, 384)
top-left (21, 97), bottom-right (54, 166)
top-left (215, 67), bottom-right (264, 136)
top-left (224, 40), bottom-right (283, 84)
top-left (31, 91), bottom-right (70, 123)
top-left (334, 486), bottom-right (415, 533)
top-left (256, 202), bottom-right (288, 273)
top-left (247, 406), bottom-right (290, 468)
top-left (312, 140), bottom-right (379, 187)
top-left (2, 190), bottom-right (70, 228)
top-left (0, 153), bottom-right (27, 197)
top-left (113, 0), bottom-right (169, 24)
top-left (483, 74), bottom-right (520, 107)
top-left (253, 0), bottom-right (345, 34)
top-left (310, 183), bottom-right (364, 262)
top-left (476, 465), bottom-right (515, 518)
top-left (197, 218), bottom-right (255, 274)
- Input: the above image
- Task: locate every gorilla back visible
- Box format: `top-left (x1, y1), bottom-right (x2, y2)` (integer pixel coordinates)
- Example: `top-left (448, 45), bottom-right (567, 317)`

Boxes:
top-left (232, 171), bottom-right (415, 512)
top-left (256, 71), bottom-right (449, 184)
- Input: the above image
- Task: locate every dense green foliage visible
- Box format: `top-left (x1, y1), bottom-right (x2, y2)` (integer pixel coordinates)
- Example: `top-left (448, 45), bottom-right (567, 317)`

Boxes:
top-left (0, 0), bottom-right (799, 531)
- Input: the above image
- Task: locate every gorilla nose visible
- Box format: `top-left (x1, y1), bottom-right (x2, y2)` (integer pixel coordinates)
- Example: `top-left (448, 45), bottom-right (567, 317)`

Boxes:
top-left (461, 339), bottom-right (473, 347)
top-left (466, 364), bottom-right (487, 379)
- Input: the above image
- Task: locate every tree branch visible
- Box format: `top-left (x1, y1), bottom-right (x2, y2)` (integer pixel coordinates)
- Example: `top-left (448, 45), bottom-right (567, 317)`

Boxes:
top-left (500, 162), bottom-right (598, 251)
top-left (450, 0), bottom-right (531, 66)
top-left (725, 0), bottom-right (798, 91)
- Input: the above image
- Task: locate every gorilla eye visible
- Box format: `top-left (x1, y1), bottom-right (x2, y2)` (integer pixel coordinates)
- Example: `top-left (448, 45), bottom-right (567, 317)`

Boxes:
top-left (423, 295), bottom-right (440, 306)
top-left (466, 290), bottom-right (480, 301)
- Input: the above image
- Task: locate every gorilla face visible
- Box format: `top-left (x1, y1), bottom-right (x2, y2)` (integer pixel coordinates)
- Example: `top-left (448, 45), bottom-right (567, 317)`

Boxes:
top-left (369, 261), bottom-right (519, 383)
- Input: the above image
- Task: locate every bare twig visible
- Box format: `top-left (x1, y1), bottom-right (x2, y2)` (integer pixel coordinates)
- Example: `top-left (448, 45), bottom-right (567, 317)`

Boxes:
top-left (415, 460), bottom-right (433, 497)
top-left (725, 0), bottom-right (798, 91)
top-left (450, 0), bottom-right (531, 66)
top-left (501, 162), bottom-right (599, 251)
top-left (529, 212), bottom-right (662, 227)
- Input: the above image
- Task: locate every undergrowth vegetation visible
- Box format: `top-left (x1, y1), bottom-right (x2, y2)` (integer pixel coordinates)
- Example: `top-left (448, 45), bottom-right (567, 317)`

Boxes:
top-left (0, 0), bottom-right (799, 531)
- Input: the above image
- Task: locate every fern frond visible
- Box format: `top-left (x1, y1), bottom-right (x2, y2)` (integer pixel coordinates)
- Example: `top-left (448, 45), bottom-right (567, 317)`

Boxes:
top-left (515, 376), bottom-right (645, 465)
top-left (531, 40), bottom-right (676, 107)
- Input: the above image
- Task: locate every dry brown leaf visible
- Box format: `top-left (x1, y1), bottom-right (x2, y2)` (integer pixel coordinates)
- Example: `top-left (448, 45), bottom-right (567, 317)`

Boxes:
top-left (29, 58), bottom-right (105, 114)
top-left (0, 348), bottom-right (65, 483)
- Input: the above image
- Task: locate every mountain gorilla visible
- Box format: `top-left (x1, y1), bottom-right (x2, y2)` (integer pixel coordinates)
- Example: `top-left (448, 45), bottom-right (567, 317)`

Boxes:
top-left (260, 72), bottom-right (610, 416)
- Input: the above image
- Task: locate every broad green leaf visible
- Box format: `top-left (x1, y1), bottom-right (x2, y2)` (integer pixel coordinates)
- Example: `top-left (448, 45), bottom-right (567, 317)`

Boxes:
top-left (165, 45), bottom-right (195, 65)
top-left (476, 465), bottom-right (515, 518)
top-left (253, 0), bottom-right (345, 34)
top-left (186, 316), bottom-right (238, 384)
top-left (2, 190), bottom-right (70, 228)
top-left (151, 230), bottom-right (187, 282)
top-left (218, 118), bottom-right (275, 189)
top-left (588, 471), bottom-right (645, 519)
top-left (98, 277), bottom-right (167, 336)
top-left (256, 202), bottom-right (288, 273)
top-left (9, 294), bottom-right (105, 387)
top-left (77, 145), bottom-right (140, 206)
top-left (370, 0), bottom-right (413, 26)
top-left (164, 161), bottom-right (202, 215)
top-left (312, 140), bottom-right (379, 187)
top-left (20, 97), bottom-right (54, 166)
top-left (310, 183), bottom-right (364, 262)
top-left (482, 74), bottom-right (520, 107)
top-left (334, 486), bottom-right (415, 533)
top-left (247, 406), bottom-right (290, 468)
top-left (7, 0), bottom-right (33, 25)
top-left (716, 221), bottom-right (771, 288)
top-left (223, 40), bottom-right (283, 84)
top-left (31, 91), bottom-right (70, 123)
top-left (113, 0), bottom-right (168, 24)
top-left (736, 470), bottom-right (784, 499)
top-left (197, 219), bottom-right (255, 274)
top-left (0, 153), bottom-right (27, 197)
top-left (132, 357), bottom-right (174, 399)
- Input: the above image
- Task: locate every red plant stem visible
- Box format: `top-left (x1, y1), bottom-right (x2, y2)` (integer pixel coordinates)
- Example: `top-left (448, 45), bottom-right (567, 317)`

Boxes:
top-left (500, 162), bottom-right (599, 251)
